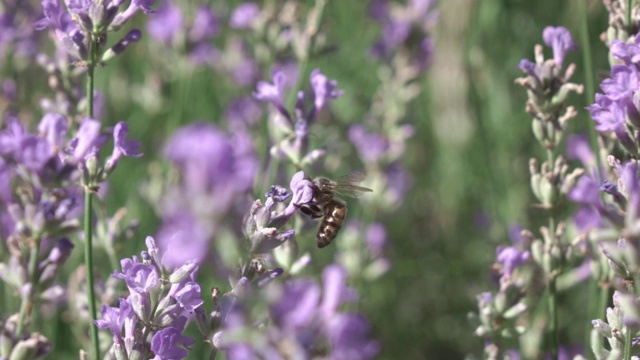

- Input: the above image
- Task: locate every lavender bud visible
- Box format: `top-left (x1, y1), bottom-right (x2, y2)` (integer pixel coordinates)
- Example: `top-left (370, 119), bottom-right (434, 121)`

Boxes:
top-left (9, 333), bottom-right (52, 360)
top-left (114, 342), bottom-right (128, 360)
top-left (131, 292), bottom-right (151, 323)
top-left (502, 303), bottom-right (527, 319)
top-left (101, 29), bottom-right (143, 63)
top-left (168, 261), bottom-right (198, 284)
top-left (1, 327), bottom-right (12, 358)
top-left (128, 346), bottom-right (143, 360)
top-left (194, 307), bottom-right (211, 338)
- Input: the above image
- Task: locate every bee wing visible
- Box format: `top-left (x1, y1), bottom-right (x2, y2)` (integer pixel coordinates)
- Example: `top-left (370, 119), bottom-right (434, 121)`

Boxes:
top-left (335, 172), bottom-right (367, 185)
top-left (334, 172), bottom-right (373, 198)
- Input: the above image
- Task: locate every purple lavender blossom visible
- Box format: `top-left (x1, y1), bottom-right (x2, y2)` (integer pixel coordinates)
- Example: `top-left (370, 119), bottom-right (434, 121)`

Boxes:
top-left (157, 122), bottom-right (257, 265)
top-left (349, 125), bottom-right (388, 163)
top-left (150, 327), bottom-right (195, 360)
top-left (254, 70), bottom-right (289, 117)
top-left (95, 298), bottom-right (134, 344)
top-left (155, 215), bottom-right (210, 267)
top-left (146, 3), bottom-right (220, 66)
top-left (70, 118), bottom-right (103, 162)
top-left (219, 265), bottom-right (378, 359)
top-left (104, 121), bottom-right (142, 172)
top-left (122, 263), bottom-right (158, 293)
top-left (369, 0), bottom-right (437, 70)
top-left (542, 26), bottom-right (577, 67)
top-left (230, 2), bottom-right (260, 29)
top-left (147, 2), bottom-right (183, 45)
top-left (310, 69), bottom-right (344, 113)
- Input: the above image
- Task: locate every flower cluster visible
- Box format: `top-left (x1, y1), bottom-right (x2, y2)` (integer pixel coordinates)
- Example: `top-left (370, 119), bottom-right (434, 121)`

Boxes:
top-left (213, 264), bottom-right (379, 360)
top-left (369, 0), bottom-right (438, 72)
top-left (254, 68), bottom-right (343, 168)
top-left (147, 2), bottom-right (219, 66)
top-left (35, 0), bottom-right (151, 62)
top-left (153, 122), bottom-right (258, 267)
top-left (95, 236), bottom-right (202, 360)
top-left (516, 26), bottom-right (583, 150)
top-left (587, 34), bottom-right (640, 155)
top-left (243, 171), bottom-right (313, 256)
top-left (0, 1), bottom-right (41, 60)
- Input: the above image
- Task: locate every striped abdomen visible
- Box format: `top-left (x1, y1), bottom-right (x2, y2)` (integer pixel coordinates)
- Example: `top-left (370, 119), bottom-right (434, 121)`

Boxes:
top-left (317, 199), bottom-right (346, 248)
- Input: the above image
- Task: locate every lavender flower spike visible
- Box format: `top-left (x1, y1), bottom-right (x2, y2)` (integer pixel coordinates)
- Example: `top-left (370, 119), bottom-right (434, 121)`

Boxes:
top-left (95, 298), bottom-right (134, 344)
top-left (105, 121), bottom-right (142, 173)
top-left (71, 118), bottom-right (102, 162)
top-left (310, 69), bottom-right (344, 113)
top-left (150, 326), bottom-right (195, 360)
top-left (542, 26), bottom-right (577, 67)
top-left (254, 70), bottom-right (291, 121)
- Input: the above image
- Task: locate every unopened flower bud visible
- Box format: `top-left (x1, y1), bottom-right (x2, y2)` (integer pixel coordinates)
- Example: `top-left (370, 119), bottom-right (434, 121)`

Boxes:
top-left (113, 342), bottom-right (128, 360)
top-left (169, 261), bottom-right (198, 284)
top-left (9, 333), bottom-right (51, 360)
top-left (194, 307), bottom-right (211, 338)
top-left (131, 292), bottom-right (151, 323)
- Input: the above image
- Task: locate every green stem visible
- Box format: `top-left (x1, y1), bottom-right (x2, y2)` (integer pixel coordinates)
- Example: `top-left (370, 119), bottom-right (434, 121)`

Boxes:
top-left (577, 0), bottom-right (597, 143)
top-left (85, 35), bottom-right (100, 360)
top-left (626, 0), bottom-right (633, 33)
top-left (547, 213), bottom-right (559, 360)
top-left (623, 280), bottom-right (634, 360)
top-left (548, 275), bottom-right (559, 360)
top-left (15, 239), bottom-right (41, 336)
top-left (84, 190), bottom-right (100, 359)
top-left (586, 279), bottom-right (609, 360)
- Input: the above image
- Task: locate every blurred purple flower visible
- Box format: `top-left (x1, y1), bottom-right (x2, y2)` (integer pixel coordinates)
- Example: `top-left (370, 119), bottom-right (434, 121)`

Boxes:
top-left (230, 2), bottom-right (260, 29)
top-left (542, 26), bottom-right (577, 67)
top-left (369, 0), bottom-right (437, 70)
top-left (155, 214), bottom-right (210, 267)
top-left (349, 125), bottom-right (388, 163)
top-left (164, 122), bottom-right (256, 198)
top-left (150, 326), bottom-right (195, 360)
top-left (254, 70), bottom-right (289, 117)
top-left (147, 2), bottom-right (183, 44)
top-left (310, 68), bottom-right (344, 113)
top-left (496, 246), bottom-right (530, 279)
top-left (38, 113), bottom-right (68, 151)
top-left (105, 121), bottom-right (142, 172)
top-left (95, 298), bottom-right (134, 344)
top-left (224, 96), bottom-right (262, 132)
top-left (326, 314), bottom-right (380, 360)
top-left (365, 223), bottom-right (387, 257)
top-left (566, 135), bottom-right (596, 170)
top-left (70, 118), bottom-right (104, 162)
top-left (188, 6), bottom-right (219, 43)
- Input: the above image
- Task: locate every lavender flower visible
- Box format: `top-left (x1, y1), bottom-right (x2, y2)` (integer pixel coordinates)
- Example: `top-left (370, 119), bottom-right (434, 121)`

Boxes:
top-left (216, 265), bottom-right (378, 359)
top-left (516, 26), bottom-right (582, 150)
top-left (155, 122), bottom-right (257, 267)
top-left (146, 2), bottom-right (220, 66)
top-left (150, 326), bottom-right (196, 360)
top-left (369, 0), bottom-right (438, 71)
top-left (36, 0), bottom-right (154, 61)
top-left (230, 2), bottom-right (260, 30)
top-left (96, 236), bottom-right (201, 359)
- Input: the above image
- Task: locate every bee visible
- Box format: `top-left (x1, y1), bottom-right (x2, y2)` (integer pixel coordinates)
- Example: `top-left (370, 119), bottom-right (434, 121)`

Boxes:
top-left (299, 172), bottom-right (373, 248)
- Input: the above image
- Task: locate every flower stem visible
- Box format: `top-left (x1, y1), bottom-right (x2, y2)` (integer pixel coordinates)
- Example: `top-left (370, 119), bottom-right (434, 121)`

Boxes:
top-left (548, 215), bottom-right (559, 360)
top-left (15, 238), bottom-right (41, 336)
top-left (85, 34), bottom-right (100, 360)
top-left (577, 0), bottom-right (598, 147)
top-left (625, 0), bottom-right (633, 33)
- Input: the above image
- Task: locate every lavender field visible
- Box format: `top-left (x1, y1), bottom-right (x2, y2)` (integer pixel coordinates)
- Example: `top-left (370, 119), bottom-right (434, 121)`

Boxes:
top-left (1, 0), bottom-right (635, 359)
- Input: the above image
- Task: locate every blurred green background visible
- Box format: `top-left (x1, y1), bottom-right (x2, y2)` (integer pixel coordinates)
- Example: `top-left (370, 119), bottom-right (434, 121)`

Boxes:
top-left (2, 0), bottom-right (616, 358)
